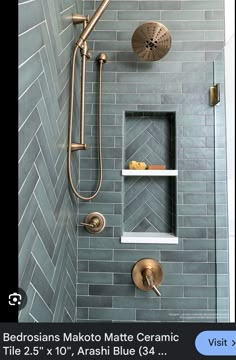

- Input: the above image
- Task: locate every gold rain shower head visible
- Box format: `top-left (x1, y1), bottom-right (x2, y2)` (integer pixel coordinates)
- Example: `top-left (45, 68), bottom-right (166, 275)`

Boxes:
top-left (131, 21), bottom-right (171, 61)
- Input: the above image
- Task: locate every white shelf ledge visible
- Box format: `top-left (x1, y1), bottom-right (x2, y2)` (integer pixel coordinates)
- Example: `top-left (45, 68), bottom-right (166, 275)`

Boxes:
top-left (122, 170), bottom-right (178, 176)
top-left (121, 232), bottom-right (178, 244)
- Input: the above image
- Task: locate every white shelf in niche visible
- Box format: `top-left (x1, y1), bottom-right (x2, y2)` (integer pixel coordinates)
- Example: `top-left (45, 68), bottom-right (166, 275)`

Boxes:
top-left (122, 170), bottom-right (178, 176)
top-left (121, 232), bottom-right (178, 244)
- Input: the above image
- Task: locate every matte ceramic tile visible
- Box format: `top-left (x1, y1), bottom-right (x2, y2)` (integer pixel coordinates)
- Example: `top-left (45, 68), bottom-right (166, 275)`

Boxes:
top-left (113, 296), bottom-right (161, 309)
top-left (90, 237), bottom-right (134, 250)
top-left (33, 208), bottom-right (55, 258)
top-left (140, 1), bottom-right (180, 11)
top-left (183, 263), bottom-right (216, 274)
top-left (162, 10), bottom-right (205, 20)
top-left (89, 261), bottom-right (134, 273)
top-left (183, 193), bottom-right (214, 204)
top-left (96, 21), bottom-right (138, 32)
top-left (161, 298), bottom-right (207, 309)
top-left (164, 51), bottom-right (205, 61)
top-left (78, 249), bottom-right (113, 261)
top-left (204, 31), bottom-right (224, 41)
top-left (76, 308), bottom-right (88, 320)
top-left (164, 274), bottom-right (207, 286)
top-left (138, 83), bottom-right (182, 94)
top-left (79, 203), bottom-right (114, 215)
top-left (19, 225), bottom-right (37, 280)
top-left (34, 180), bottom-right (56, 233)
top-left (102, 83), bottom-right (136, 94)
top-left (184, 286), bottom-right (216, 297)
top-left (183, 41), bottom-right (224, 51)
top-left (179, 137), bottom-right (206, 149)
top-left (32, 236), bottom-right (54, 284)
top-left (113, 274), bottom-right (133, 285)
top-left (179, 226), bottom-right (208, 238)
top-left (37, 99), bottom-right (58, 163)
top-left (181, 1), bottom-right (224, 10)
top-left (136, 309), bottom-right (183, 322)
top-left (205, 10), bottom-right (224, 20)
top-left (30, 293), bottom-right (53, 322)
top-left (107, 1), bottom-right (139, 11)
top-left (183, 170), bottom-right (214, 181)
top-left (160, 263), bottom-right (183, 274)
top-left (77, 272), bottom-right (112, 284)
top-left (178, 182), bottom-right (206, 193)
top-left (19, 195), bottom-right (38, 250)
top-left (89, 285), bottom-right (135, 297)
top-left (31, 264), bottom-right (54, 308)
top-left (183, 239), bottom-right (215, 250)
top-left (117, 72), bottom-right (162, 84)
top-left (217, 263), bottom-right (229, 274)
top-left (117, 94), bottom-right (161, 105)
top-left (77, 296), bottom-right (112, 308)
top-left (118, 10), bottom-right (161, 21)
top-left (19, 81), bottom-right (42, 129)
top-left (183, 148), bottom-right (214, 159)
top-left (19, 25), bottom-right (44, 65)
top-left (183, 215), bottom-right (215, 227)
top-left (89, 308), bottom-right (135, 321)
top-left (161, 94), bottom-right (207, 105)
top-left (183, 309), bottom-right (216, 322)
top-left (19, 166), bottom-right (39, 222)
top-left (114, 250), bottom-right (160, 262)
top-left (161, 250), bottom-right (208, 262)
top-left (138, 62), bottom-right (182, 73)
top-left (181, 20), bottom-right (224, 31)
top-left (19, 53), bottom-right (43, 97)
top-left (36, 127), bottom-right (57, 186)
top-left (77, 284), bottom-right (89, 296)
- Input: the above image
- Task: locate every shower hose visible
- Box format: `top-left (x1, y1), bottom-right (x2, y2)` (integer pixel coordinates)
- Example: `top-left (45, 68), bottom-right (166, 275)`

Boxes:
top-left (68, 45), bottom-right (103, 200)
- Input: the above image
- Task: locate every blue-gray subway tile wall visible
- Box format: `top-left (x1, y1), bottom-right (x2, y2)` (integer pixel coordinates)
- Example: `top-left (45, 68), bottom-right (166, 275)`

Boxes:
top-left (76, 0), bottom-right (227, 322)
top-left (19, 0), bottom-right (228, 322)
top-left (18, 0), bottom-right (83, 322)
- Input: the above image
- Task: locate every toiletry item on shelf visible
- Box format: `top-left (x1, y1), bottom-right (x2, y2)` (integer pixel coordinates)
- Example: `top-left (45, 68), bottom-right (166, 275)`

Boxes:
top-left (147, 165), bottom-right (166, 170)
top-left (128, 161), bottom-right (147, 170)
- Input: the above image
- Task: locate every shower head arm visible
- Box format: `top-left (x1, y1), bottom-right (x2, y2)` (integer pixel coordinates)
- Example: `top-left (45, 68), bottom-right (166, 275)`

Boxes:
top-left (75, 0), bottom-right (109, 48)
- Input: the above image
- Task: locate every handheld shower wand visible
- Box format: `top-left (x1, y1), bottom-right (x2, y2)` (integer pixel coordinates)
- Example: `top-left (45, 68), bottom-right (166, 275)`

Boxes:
top-left (68, 0), bottom-right (110, 200)
top-left (76, 0), bottom-right (110, 48)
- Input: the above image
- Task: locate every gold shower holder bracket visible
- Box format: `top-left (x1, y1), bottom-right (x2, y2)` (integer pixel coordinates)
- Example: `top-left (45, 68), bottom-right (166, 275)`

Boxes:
top-left (71, 142), bottom-right (87, 151)
top-left (131, 258), bottom-right (163, 296)
top-left (81, 212), bottom-right (106, 234)
top-left (72, 14), bottom-right (89, 25)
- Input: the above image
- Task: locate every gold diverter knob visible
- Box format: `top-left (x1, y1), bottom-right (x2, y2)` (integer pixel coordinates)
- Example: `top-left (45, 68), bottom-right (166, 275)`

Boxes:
top-left (131, 258), bottom-right (163, 296)
top-left (81, 212), bottom-right (106, 234)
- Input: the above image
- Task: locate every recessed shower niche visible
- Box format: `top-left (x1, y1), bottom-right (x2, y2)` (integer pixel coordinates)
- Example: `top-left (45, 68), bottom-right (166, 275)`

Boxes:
top-left (122, 112), bottom-right (178, 244)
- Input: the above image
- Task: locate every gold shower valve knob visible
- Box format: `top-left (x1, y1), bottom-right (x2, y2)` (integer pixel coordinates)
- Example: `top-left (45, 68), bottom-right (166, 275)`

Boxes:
top-left (131, 258), bottom-right (163, 297)
top-left (81, 212), bottom-right (106, 234)
top-left (128, 161), bottom-right (147, 170)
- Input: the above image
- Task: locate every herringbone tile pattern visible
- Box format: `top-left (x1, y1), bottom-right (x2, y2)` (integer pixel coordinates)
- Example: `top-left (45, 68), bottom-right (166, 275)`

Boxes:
top-left (124, 176), bottom-right (175, 233)
top-left (124, 113), bottom-right (176, 233)
top-left (18, 0), bottom-right (81, 322)
top-left (125, 113), bottom-right (175, 168)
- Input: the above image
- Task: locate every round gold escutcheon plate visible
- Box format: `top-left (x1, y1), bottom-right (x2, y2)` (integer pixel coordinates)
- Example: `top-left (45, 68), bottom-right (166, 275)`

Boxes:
top-left (131, 258), bottom-right (163, 291)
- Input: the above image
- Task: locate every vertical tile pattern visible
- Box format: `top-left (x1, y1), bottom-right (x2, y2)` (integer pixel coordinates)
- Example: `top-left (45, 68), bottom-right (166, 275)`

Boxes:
top-left (18, 0), bottom-right (83, 322)
top-left (76, 0), bottom-right (227, 322)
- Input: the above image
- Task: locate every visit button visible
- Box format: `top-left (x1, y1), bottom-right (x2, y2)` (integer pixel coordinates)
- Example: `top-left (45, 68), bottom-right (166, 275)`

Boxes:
top-left (195, 331), bottom-right (236, 356)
